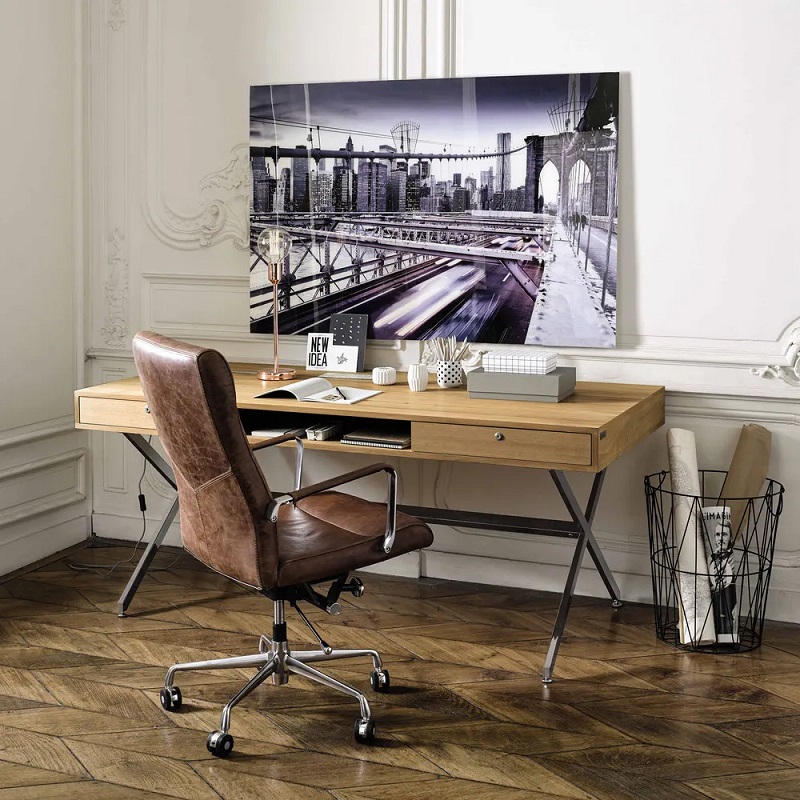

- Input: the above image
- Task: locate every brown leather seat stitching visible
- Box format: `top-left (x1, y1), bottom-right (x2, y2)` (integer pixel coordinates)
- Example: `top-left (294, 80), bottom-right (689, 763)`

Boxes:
top-left (194, 468), bottom-right (234, 493)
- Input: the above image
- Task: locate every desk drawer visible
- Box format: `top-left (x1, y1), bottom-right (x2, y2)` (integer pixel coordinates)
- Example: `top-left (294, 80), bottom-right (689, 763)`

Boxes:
top-left (78, 397), bottom-right (155, 432)
top-left (412, 422), bottom-right (592, 466)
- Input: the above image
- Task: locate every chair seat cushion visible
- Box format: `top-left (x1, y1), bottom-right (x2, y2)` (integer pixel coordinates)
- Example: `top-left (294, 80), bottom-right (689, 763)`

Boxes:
top-left (276, 492), bottom-right (433, 586)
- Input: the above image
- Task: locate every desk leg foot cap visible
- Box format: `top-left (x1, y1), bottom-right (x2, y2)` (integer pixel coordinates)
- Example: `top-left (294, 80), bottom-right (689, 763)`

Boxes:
top-left (611, 600), bottom-right (623, 609)
top-left (117, 612), bottom-right (127, 618)
top-left (542, 675), bottom-right (553, 685)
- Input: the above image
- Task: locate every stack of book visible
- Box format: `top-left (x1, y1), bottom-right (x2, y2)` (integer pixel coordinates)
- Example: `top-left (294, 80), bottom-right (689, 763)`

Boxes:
top-left (341, 423), bottom-right (411, 450)
top-left (467, 351), bottom-right (575, 403)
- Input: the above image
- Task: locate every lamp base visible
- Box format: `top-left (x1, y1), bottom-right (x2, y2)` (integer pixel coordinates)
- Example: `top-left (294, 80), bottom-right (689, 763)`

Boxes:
top-left (257, 367), bottom-right (297, 381)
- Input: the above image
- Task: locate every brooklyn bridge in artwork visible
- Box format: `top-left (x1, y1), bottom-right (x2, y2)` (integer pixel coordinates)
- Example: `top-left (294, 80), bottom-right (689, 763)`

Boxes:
top-left (250, 72), bottom-right (619, 348)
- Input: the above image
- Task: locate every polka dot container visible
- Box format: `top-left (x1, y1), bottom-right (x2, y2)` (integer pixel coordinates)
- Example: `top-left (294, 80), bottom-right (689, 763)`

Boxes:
top-left (436, 360), bottom-right (464, 388)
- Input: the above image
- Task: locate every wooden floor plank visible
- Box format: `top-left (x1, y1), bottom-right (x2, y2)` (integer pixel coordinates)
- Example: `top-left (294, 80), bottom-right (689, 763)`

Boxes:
top-left (687, 767), bottom-right (800, 799)
top-left (0, 782), bottom-right (171, 799)
top-left (63, 740), bottom-right (220, 799)
top-left (0, 762), bottom-right (84, 790)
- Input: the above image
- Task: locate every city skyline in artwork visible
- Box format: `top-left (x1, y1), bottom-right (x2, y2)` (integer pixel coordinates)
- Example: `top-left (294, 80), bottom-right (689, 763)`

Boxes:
top-left (249, 73), bottom-right (619, 348)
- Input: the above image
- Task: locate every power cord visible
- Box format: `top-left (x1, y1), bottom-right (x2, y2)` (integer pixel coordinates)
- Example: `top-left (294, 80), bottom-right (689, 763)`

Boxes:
top-left (68, 438), bottom-right (183, 576)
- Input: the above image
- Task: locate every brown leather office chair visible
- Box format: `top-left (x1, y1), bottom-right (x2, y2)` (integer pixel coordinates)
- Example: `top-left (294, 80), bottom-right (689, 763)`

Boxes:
top-left (132, 331), bottom-right (433, 757)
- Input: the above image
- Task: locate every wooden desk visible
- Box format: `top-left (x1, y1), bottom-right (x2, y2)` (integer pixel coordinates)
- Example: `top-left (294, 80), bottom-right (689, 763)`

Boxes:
top-left (75, 369), bottom-right (664, 682)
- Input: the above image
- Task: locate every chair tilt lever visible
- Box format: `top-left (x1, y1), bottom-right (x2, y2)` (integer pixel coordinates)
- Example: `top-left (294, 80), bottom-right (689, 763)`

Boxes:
top-left (291, 576), bottom-right (366, 654)
top-left (300, 576), bottom-right (366, 616)
top-left (291, 601), bottom-right (332, 654)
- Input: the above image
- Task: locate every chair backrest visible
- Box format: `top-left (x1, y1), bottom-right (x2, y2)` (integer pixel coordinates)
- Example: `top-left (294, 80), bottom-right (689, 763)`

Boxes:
top-left (132, 331), bottom-right (278, 591)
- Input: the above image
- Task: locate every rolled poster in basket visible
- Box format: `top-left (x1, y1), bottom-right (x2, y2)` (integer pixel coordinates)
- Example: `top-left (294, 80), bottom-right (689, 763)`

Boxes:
top-left (718, 423), bottom-right (772, 543)
top-left (667, 428), bottom-right (716, 645)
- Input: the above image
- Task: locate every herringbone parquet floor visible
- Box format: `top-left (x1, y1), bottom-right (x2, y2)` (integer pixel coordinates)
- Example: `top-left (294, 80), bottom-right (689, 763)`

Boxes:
top-left (2, 543), bottom-right (800, 799)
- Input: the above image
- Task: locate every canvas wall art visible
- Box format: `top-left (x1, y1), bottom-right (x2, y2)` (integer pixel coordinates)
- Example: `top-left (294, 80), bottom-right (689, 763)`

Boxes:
top-left (250, 72), bottom-right (618, 348)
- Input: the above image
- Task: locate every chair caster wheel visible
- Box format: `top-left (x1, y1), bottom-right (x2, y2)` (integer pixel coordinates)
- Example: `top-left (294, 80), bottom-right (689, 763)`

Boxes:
top-left (206, 730), bottom-right (234, 757)
top-left (369, 669), bottom-right (390, 692)
top-left (354, 717), bottom-right (376, 744)
top-left (612, 600), bottom-right (623, 609)
top-left (159, 686), bottom-right (182, 711)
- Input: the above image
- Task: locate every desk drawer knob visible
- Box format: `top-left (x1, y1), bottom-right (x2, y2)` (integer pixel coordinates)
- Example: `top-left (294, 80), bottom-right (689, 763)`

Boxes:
top-left (494, 432), bottom-right (504, 441)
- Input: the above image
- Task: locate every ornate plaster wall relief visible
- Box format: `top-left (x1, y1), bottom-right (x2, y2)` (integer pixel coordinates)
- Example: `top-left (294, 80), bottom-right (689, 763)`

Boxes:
top-left (108, 0), bottom-right (126, 31)
top-left (753, 324), bottom-right (800, 388)
top-left (101, 229), bottom-right (129, 347)
top-left (140, 1), bottom-right (249, 251)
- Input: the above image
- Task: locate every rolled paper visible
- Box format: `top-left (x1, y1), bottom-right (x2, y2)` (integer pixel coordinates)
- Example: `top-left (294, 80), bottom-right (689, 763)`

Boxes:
top-left (667, 428), bottom-right (716, 645)
top-left (718, 424), bottom-right (771, 543)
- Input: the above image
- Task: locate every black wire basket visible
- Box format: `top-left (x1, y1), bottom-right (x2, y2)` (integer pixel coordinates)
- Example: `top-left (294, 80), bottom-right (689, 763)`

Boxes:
top-left (645, 470), bottom-right (784, 653)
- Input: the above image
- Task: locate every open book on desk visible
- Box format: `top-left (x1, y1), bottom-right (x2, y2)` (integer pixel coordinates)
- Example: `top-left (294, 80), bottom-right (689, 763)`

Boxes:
top-left (256, 377), bottom-right (380, 405)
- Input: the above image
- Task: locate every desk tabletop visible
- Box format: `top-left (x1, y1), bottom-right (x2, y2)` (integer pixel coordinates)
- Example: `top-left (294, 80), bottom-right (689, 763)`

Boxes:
top-left (75, 367), bottom-right (664, 472)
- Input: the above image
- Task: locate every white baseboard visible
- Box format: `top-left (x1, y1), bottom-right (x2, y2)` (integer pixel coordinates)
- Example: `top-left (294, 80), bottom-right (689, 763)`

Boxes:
top-left (0, 516), bottom-right (89, 578)
top-left (359, 552), bottom-right (422, 579)
top-left (423, 549), bottom-right (800, 624)
top-left (424, 548), bottom-right (653, 603)
top-left (92, 510), bottom-right (182, 546)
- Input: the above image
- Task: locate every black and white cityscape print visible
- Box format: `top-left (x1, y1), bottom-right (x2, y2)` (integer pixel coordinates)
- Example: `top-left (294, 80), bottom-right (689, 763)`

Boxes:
top-left (250, 73), bottom-right (618, 347)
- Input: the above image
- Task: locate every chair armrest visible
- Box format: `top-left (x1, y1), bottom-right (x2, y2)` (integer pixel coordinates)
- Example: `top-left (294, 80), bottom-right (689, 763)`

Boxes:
top-left (267, 463), bottom-right (398, 554)
top-left (250, 434), bottom-right (306, 493)
top-left (249, 432), bottom-right (297, 451)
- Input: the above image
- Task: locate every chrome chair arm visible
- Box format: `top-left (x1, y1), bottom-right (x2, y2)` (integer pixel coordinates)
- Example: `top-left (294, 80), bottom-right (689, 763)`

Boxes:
top-left (250, 434), bottom-right (305, 492)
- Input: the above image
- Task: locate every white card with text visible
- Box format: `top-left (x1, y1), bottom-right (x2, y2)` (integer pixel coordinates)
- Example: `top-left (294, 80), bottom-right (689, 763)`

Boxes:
top-left (306, 333), bottom-right (333, 371)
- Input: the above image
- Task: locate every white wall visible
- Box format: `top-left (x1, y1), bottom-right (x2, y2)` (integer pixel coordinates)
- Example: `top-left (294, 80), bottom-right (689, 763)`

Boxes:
top-left (0, 0), bottom-right (89, 574)
top-left (85, 1), bottom-right (800, 618)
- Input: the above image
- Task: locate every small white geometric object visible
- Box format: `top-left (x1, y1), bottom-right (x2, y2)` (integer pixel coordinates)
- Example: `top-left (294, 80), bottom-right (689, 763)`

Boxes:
top-left (407, 363), bottom-right (429, 392)
top-left (372, 367), bottom-right (397, 385)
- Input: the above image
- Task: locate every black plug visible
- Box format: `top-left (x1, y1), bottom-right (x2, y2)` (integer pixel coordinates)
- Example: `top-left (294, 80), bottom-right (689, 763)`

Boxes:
top-left (138, 494), bottom-right (147, 513)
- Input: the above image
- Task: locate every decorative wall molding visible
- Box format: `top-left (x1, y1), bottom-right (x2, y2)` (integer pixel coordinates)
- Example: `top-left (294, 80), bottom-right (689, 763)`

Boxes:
top-left (90, 0), bottom-right (130, 350)
top-left (141, 272), bottom-right (250, 340)
top-left (0, 449), bottom-right (86, 528)
top-left (442, 0), bottom-right (457, 78)
top-left (753, 323), bottom-right (800, 388)
top-left (101, 228), bottom-right (129, 347)
top-left (0, 417), bottom-right (76, 451)
top-left (140, 2), bottom-right (250, 251)
top-left (379, 0), bottom-right (458, 80)
top-left (107, 0), bottom-right (126, 31)
top-left (379, 0), bottom-right (407, 80)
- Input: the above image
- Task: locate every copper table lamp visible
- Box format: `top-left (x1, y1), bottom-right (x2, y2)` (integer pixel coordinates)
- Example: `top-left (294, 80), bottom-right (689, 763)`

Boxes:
top-left (256, 226), bottom-right (296, 381)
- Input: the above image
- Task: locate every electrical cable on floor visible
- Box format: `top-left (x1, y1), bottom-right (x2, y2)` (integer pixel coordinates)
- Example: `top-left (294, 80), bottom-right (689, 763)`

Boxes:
top-left (67, 437), bottom-right (184, 575)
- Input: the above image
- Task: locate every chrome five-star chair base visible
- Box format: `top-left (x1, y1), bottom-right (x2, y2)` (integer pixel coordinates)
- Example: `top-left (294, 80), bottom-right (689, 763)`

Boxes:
top-left (158, 596), bottom-right (390, 757)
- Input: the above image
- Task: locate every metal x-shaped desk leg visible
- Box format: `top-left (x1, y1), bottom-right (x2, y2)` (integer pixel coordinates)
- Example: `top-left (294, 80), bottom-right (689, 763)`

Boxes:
top-left (117, 434), bottom-right (178, 617)
top-left (541, 468), bottom-right (620, 683)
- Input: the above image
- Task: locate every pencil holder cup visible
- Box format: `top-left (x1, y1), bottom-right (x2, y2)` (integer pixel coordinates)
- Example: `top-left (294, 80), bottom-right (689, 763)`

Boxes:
top-left (407, 363), bottom-right (429, 392)
top-left (436, 360), bottom-right (464, 388)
